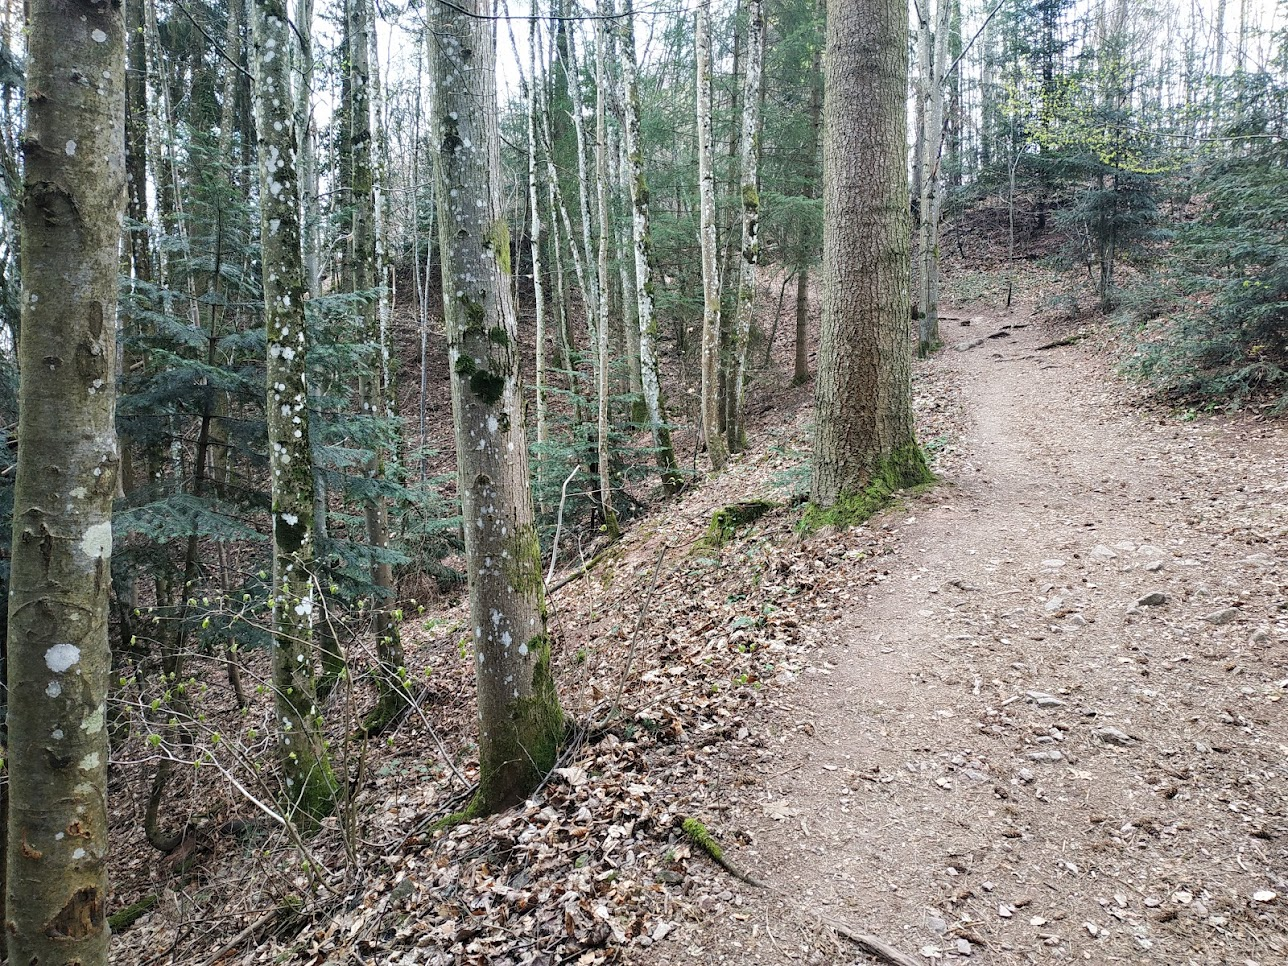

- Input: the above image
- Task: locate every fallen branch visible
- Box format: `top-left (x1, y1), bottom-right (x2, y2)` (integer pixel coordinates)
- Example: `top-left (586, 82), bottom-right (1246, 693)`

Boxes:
top-left (681, 817), bottom-right (765, 887)
top-left (200, 905), bottom-right (294, 966)
top-left (819, 915), bottom-right (923, 966)
top-left (1037, 332), bottom-right (1085, 350)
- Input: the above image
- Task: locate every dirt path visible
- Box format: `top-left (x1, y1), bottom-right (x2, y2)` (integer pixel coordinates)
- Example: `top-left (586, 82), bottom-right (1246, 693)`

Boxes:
top-left (639, 315), bottom-right (1288, 965)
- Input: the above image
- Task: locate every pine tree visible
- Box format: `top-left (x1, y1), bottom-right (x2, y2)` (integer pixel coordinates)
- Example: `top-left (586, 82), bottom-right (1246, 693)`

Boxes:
top-left (811, 0), bottom-right (931, 516)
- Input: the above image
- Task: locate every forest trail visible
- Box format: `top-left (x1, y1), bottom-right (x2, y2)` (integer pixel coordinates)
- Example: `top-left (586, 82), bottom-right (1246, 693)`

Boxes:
top-left (640, 312), bottom-right (1288, 965)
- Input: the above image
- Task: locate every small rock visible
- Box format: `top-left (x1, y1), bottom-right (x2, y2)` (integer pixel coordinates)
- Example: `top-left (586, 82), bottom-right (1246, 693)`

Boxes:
top-left (925, 912), bottom-right (947, 934)
top-left (1250, 627), bottom-right (1271, 644)
top-left (1091, 545), bottom-right (1117, 559)
top-left (1027, 750), bottom-right (1064, 762)
top-left (1205, 607), bottom-right (1239, 625)
top-left (1252, 890), bottom-right (1277, 903)
top-left (1144, 560), bottom-right (1164, 572)
top-left (957, 938), bottom-right (973, 955)
top-left (1017, 768), bottom-right (1035, 783)
top-left (1085, 921), bottom-right (1101, 937)
top-left (1041, 559), bottom-right (1066, 569)
top-left (998, 904), bottom-right (1013, 918)
top-left (1136, 591), bottom-right (1168, 606)
top-left (1026, 690), bottom-right (1066, 708)
top-left (1044, 596), bottom-right (1065, 614)
top-left (1239, 553), bottom-right (1272, 567)
top-left (1094, 727), bottom-right (1136, 746)
top-left (1066, 613), bottom-right (1087, 628)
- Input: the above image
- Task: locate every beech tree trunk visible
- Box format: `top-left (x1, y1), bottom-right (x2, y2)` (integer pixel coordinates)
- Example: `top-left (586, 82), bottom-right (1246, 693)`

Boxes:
top-left (5, 1), bottom-right (125, 961)
top-left (249, 0), bottom-right (338, 823)
top-left (812, 0), bottom-right (928, 507)
top-left (696, 8), bottom-right (727, 472)
top-left (917, 0), bottom-right (950, 356)
top-left (345, 0), bottom-right (406, 726)
top-left (729, 0), bottom-right (765, 452)
top-left (593, 7), bottom-right (618, 533)
top-left (429, 0), bottom-right (564, 815)
top-left (619, 0), bottom-right (681, 491)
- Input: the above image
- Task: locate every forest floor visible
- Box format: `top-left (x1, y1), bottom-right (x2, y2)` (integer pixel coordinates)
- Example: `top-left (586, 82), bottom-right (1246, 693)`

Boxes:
top-left (631, 308), bottom-right (1288, 966)
top-left (108, 290), bottom-right (1288, 966)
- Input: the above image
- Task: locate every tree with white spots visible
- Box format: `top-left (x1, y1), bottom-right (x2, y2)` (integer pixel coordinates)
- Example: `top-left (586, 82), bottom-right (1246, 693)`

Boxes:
top-left (429, 0), bottom-right (565, 815)
top-left (4, 0), bottom-right (125, 960)
top-left (249, 0), bottom-right (338, 823)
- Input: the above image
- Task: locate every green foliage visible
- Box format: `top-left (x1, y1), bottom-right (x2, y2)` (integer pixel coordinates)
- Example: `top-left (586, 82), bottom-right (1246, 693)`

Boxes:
top-left (801, 446), bottom-right (934, 531)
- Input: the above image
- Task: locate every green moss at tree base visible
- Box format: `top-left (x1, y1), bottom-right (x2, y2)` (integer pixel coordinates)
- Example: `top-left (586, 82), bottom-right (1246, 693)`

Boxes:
top-left (473, 636), bottom-right (566, 815)
top-left (108, 894), bottom-right (159, 932)
top-left (802, 445), bottom-right (934, 532)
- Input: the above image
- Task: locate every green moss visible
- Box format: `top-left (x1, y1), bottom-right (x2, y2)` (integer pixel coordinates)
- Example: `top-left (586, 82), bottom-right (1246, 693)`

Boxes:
top-left (487, 220), bottom-right (512, 276)
top-left (469, 370), bottom-right (506, 404)
top-left (454, 354), bottom-right (477, 377)
top-left (108, 894), bottom-right (159, 933)
top-left (487, 326), bottom-right (511, 347)
top-left (801, 444), bottom-right (934, 532)
top-left (463, 299), bottom-right (486, 332)
top-left (682, 818), bottom-right (724, 861)
top-left (741, 183), bottom-right (760, 212)
top-left (504, 526), bottom-right (545, 596)
top-left (705, 500), bottom-right (776, 547)
top-left (634, 172), bottom-right (650, 207)
top-left (472, 635), bottom-right (566, 815)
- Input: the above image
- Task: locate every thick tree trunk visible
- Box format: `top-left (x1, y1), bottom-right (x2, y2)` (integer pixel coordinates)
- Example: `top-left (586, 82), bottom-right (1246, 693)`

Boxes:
top-left (812, 0), bottom-right (929, 508)
top-left (729, 0), bottom-right (764, 453)
top-left (249, 0), bottom-right (338, 824)
top-left (696, 8), bottom-right (727, 472)
top-left (5, 0), bottom-right (125, 961)
top-left (619, 0), bottom-right (681, 491)
top-left (430, 0), bottom-right (564, 815)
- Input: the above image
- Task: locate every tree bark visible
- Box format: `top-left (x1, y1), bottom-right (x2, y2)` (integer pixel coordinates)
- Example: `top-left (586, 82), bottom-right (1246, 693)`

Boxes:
top-left (619, 0), bottom-right (681, 491)
top-left (429, 0), bottom-right (565, 815)
top-left (812, 0), bottom-right (929, 508)
top-left (5, 0), bottom-right (125, 961)
top-left (593, 5), bottom-right (618, 534)
top-left (249, 0), bottom-right (338, 824)
top-left (729, 0), bottom-right (765, 452)
top-left (696, 8), bottom-right (727, 472)
top-left (345, 0), bottom-right (406, 727)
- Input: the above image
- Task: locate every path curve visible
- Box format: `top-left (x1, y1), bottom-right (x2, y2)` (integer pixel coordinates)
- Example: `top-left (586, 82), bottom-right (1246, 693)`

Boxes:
top-left (643, 314), bottom-right (1288, 965)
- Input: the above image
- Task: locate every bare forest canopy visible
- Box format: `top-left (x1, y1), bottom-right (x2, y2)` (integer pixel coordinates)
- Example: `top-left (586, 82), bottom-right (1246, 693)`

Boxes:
top-left (0, 0), bottom-right (1285, 962)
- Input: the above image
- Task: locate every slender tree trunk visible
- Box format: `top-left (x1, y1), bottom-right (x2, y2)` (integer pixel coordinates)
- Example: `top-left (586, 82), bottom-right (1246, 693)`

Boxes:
top-left (812, 0), bottom-right (929, 509)
top-left (729, 0), bottom-right (764, 453)
top-left (917, 0), bottom-right (950, 356)
top-left (620, 0), bottom-right (681, 490)
top-left (249, 0), bottom-right (337, 824)
top-left (793, 268), bottom-right (810, 384)
top-left (696, 8), bottom-right (727, 472)
top-left (594, 6), bottom-right (617, 534)
top-left (429, 0), bottom-right (564, 815)
top-left (6, 0), bottom-right (125, 961)
top-left (345, 0), bottom-right (406, 727)
top-left (527, 0), bottom-right (549, 495)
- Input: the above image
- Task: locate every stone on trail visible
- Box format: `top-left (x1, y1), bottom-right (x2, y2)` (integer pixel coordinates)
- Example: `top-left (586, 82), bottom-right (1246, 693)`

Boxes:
top-left (1094, 726), bottom-right (1136, 746)
top-left (1204, 607), bottom-right (1239, 625)
top-left (1136, 591), bottom-right (1168, 606)
top-left (1027, 750), bottom-right (1064, 762)
top-left (1026, 691), bottom-right (1066, 709)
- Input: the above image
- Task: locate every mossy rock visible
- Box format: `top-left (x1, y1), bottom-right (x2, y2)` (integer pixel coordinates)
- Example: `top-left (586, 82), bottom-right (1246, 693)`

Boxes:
top-left (705, 500), bottom-right (777, 547)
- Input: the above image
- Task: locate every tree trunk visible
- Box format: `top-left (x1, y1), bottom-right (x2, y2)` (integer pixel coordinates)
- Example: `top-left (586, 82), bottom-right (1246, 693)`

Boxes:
top-left (527, 0), bottom-right (549, 496)
top-left (812, 0), bottom-right (929, 508)
top-left (917, 0), bottom-right (950, 356)
top-left (619, 0), bottom-right (681, 491)
top-left (5, 1), bottom-right (125, 961)
top-left (696, 8), bottom-right (727, 472)
top-left (429, 0), bottom-right (565, 815)
top-left (249, 0), bottom-right (338, 824)
top-left (593, 7), bottom-right (618, 534)
top-left (345, 0), bottom-right (406, 728)
top-left (729, 0), bottom-right (764, 453)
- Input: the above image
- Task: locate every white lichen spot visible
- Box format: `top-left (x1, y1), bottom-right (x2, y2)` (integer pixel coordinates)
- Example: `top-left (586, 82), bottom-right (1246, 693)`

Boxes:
top-left (91, 28), bottom-right (107, 42)
top-left (518, 641), bottom-right (529, 656)
top-left (65, 140), bottom-right (77, 156)
top-left (80, 521), bottom-right (111, 560)
top-left (501, 631), bottom-right (512, 648)
top-left (46, 680), bottom-right (62, 699)
top-left (486, 415), bottom-right (499, 434)
top-left (45, 643), bottom-right (81, 673)
top-left (282, 513), bottom-right (298, 526)
top-left (52, 728), bottom-right (64, 740)
top-left (81, 704), bottom-right (105, 734)
top-left (79, 752), bottom-right (100, 771)
top-left (294, 596), bottom-right (314, 617)
top-left (72, 848), bottom-right (87, 860)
